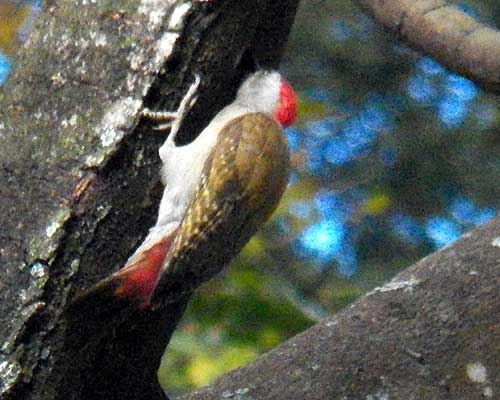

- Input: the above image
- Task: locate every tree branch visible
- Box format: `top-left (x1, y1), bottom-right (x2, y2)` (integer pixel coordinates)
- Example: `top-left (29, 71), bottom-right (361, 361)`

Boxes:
top-left (354, 0), bottom-right (500, 93)
top-left (181, 217), bottom-right (500, 400)
top-left (0, 1), bottom-right (299, 399)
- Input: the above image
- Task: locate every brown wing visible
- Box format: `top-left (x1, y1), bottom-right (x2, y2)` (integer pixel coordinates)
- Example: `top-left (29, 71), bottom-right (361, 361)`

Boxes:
top-left (151, 113), bottom-right (290, 304)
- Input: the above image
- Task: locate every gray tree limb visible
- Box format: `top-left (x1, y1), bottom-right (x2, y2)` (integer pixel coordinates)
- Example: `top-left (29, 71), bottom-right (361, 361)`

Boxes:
top-left (182, 217), bottom-right (500, 400)
top-left (355, 0), bottom-right (500, 93)
top-left (0, 1), bottom-right (299, 399)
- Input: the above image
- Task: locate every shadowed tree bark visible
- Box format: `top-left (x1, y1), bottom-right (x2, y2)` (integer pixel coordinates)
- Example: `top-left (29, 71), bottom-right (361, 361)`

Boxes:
top-left (354, 0), bottom-right (500, 93)
top-left (1, 1), bottom-right (500, 400)
top-left (0, 1), bottom-right (299, 399)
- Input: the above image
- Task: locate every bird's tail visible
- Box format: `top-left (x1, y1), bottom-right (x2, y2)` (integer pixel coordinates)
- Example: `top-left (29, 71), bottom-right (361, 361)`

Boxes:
top-left (68, 234), bottom-right (176, 314)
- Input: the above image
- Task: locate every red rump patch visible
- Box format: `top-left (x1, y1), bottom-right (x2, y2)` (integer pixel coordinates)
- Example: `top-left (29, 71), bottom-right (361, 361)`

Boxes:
top-left (274, 80), bottom-right (298, 127)
top-left (114, 234), bottom-right (175, 308)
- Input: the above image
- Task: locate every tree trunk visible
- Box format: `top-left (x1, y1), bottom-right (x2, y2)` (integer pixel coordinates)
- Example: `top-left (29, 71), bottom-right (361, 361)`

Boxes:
top-left (181, 218), bottom-right (500, 400)
top-left (0, 1), bottom-right (299, 399)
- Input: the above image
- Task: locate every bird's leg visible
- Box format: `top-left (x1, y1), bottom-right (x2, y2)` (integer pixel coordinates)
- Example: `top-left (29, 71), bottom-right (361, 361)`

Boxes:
top-left (141, 74), bottom-right (201, 142)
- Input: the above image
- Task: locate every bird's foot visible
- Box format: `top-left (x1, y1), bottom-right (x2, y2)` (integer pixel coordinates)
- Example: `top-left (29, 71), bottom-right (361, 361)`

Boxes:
top-left (140, 109), bottom-right (178, 132)
top-left (141, 74), bottom-right (201, 136)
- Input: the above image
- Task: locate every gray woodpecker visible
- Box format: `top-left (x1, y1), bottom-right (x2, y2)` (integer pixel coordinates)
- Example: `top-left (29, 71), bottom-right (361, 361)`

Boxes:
top-left (81, 70), bottom-right (297, 310)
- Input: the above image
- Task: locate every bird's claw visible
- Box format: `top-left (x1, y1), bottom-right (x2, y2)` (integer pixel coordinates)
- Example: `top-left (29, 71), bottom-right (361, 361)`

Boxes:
top-left (140, 74), bottom-right (201, 137)
top-left (140, 109), bottom-right (177, 132)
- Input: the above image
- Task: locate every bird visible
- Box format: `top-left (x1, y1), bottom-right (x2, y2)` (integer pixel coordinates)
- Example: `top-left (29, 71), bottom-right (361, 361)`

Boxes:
top-left (76, 70), bottom-right (297, 310)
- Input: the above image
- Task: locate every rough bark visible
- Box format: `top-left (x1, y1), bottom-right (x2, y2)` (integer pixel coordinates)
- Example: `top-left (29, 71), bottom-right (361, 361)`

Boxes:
top-left (0, 1), bottom-right (299, 399)
top-left (181, 217), bottom-right (500, 400)
top-left (354, 0), bottom-right (500, 93)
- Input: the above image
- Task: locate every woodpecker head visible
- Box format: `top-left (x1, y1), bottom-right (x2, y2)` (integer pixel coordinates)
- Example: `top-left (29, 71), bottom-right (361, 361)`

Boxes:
top-left (235, 70), bottom-right (298, 127)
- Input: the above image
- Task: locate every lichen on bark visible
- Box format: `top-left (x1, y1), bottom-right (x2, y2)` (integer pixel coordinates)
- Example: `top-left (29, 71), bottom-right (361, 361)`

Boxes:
top-left (0, 1), bottom-right (300, 399)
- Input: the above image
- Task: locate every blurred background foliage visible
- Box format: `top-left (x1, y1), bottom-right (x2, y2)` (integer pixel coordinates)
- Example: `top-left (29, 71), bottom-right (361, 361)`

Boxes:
top-left (1, 0), bottom-right (499, 395)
